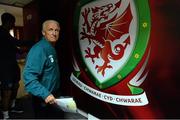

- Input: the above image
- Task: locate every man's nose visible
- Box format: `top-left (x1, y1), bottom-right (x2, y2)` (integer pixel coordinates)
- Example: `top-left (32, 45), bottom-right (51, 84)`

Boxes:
top-left (52, 30), bottom-right (57, 35)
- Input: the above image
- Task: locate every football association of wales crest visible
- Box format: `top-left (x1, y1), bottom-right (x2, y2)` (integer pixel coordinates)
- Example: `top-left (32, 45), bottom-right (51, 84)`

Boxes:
top-left (71, 0), bottom-right (151, 106)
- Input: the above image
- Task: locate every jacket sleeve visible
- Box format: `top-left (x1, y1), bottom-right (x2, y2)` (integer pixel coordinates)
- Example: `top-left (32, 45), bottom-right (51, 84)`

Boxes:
top-left (23, 46), bottom-right (50, 100)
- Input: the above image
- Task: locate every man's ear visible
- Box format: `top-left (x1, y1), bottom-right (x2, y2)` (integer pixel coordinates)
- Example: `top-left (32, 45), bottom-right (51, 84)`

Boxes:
top-left (42, 31), bottom-right (45, 36)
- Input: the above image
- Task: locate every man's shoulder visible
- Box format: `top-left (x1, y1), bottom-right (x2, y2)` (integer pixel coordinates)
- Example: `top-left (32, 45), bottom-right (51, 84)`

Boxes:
top-left (31, 39), bottom-right (45, 48)
top-left (28, 41), bottom-right (42, 54)
top-left (28, 39), bottom-right (49, 55)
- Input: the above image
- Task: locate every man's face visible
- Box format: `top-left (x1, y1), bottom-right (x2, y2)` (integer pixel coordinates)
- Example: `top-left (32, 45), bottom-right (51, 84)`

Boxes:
top-left (42, 22), bottom-right (60, 43)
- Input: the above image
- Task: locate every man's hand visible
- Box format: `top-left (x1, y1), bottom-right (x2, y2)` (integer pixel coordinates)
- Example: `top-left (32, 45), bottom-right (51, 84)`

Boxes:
top-left (45, 94), bottom-right (56, 104)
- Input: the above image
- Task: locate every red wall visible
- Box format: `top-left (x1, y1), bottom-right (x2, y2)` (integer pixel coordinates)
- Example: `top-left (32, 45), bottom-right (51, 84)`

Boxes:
top-left (148, 0), bottom-right (180, 118)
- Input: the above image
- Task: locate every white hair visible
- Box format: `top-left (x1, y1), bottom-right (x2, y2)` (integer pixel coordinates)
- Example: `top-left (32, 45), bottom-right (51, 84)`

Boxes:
top-left (42, 20), bottom-right (60, 32)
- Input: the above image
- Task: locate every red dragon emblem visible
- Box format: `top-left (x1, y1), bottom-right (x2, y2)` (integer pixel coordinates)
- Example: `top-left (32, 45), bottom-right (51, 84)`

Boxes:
top-left (80, 0), bottom-right (133, 76)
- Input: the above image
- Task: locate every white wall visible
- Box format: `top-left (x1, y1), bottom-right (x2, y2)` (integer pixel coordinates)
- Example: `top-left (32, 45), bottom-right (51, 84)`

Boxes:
top-left (0, 8), bottom-right (5, 25)
top-left (0, 4), bottom-right (23, 26)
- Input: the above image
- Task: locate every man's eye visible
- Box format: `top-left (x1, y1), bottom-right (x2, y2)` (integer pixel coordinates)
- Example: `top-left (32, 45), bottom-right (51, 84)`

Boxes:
top-left (48, 29), bottom-right (53, 31)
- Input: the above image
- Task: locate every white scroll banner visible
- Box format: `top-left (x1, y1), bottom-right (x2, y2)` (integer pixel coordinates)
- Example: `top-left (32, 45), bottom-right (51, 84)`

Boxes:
top-left (70, 73), bottom-right (148, 106)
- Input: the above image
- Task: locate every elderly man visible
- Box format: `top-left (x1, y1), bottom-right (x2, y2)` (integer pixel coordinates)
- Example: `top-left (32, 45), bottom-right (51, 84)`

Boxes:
top-left (23, 20), bottom-right (63, 118)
